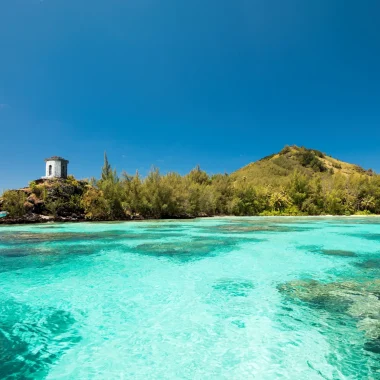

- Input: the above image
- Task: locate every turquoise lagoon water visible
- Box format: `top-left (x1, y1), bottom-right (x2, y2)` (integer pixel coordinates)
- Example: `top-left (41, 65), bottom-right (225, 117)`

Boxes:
top-left (0, 217), bottom-right (379, 379)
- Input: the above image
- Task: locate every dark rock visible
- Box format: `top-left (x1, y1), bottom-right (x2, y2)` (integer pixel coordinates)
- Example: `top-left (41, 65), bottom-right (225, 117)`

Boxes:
top-left (26, 194), bottom-right (39, 204)
top-left (24, 201), bottom-right (34, 213)
top-left (132, 214), bottom-right (144, 220)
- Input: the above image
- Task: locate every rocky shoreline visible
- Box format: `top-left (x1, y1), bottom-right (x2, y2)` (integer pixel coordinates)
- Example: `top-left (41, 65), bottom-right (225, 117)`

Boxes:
top-left (1, 213), bottom-right (380, 226)
top-left (0, 213), bottom-right (148, 225)
top-left (0, 214), bottom-right (84, 225)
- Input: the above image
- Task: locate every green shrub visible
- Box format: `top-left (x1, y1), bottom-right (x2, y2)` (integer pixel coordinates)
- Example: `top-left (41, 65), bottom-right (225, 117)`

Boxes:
top-left (82, 188), bottom-right (111, 220)
top-left (45, 198), bottom-right (66, 217)
top-left (297, 149), bottom-right (327, 172)
top-left (355, 210), bottom-right (372, 216)
top-left (2, 190), bottom-right (27, 218)
top-left (259, 210), bottom-right (283, 216)
top-left (29, 180), bottom-right (37, 192)
top-left (283, 205), bottom-right (303, 216)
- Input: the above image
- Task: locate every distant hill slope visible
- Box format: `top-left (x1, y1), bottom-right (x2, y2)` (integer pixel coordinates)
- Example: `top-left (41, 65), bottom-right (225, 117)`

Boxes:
top-left (232, 145), bottom-right (375, 186)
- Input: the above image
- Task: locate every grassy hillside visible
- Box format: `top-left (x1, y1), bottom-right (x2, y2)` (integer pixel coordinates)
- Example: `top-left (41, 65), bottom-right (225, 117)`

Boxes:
top-left (232, 145), bottom-right (375, 187)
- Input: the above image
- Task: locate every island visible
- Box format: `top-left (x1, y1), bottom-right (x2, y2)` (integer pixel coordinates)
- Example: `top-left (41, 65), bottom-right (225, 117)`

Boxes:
top-left (1, 146), bottom-right (379, 224)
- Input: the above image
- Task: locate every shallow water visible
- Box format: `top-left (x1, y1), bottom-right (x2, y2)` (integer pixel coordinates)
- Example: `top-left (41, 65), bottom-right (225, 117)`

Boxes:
top-left (0, 217), bottom-right (379, 379)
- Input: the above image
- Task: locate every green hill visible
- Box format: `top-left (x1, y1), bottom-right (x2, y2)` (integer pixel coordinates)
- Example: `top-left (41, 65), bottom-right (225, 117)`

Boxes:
top-left (232, 145), bottom-right (376, 187)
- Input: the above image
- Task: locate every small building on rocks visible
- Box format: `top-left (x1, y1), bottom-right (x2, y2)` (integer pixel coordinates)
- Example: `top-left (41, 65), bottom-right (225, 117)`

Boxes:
top-left (42, 156), bottom-right (69, 179)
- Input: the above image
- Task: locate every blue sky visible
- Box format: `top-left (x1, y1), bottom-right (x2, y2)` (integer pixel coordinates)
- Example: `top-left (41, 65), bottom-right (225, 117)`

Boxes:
top-left (1, 0), bottom-right (379, 190)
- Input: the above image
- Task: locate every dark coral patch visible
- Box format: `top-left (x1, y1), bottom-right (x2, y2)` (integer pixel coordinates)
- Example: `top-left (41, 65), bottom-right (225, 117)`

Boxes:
top-left (321, 249), bottom-right (356, 257)
top-left (364, 339), bottom-right (380, 354)
top-left (355, 259), bottom-right (380, 270)
top-left (132, 237), bottom-right (238, 261)
top-left (346, 233), bottom-right (380, 242)
top-left (0, 230), bottom-right (170, 246)
top-left (0, 241), bottom-right (123, 259)
top-left (298, 245), bottom-right (356, 257)
top-left (0, 298), bottom-right (80, 379)
top-left (278, 279), bottom-right (380, 358)
top-left (297, 245), bottom-right (321, 251)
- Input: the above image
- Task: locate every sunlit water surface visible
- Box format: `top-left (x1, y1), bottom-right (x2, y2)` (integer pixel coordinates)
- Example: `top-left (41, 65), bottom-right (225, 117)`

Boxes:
top-left (0, 217), bottom-right (379, 379)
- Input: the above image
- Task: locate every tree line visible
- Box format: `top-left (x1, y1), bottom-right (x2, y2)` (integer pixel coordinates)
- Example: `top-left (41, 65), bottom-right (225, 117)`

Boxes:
top-left (83, 154), bottom-right (380, 219)
top-left (1, 153), bottom-right (380, 219)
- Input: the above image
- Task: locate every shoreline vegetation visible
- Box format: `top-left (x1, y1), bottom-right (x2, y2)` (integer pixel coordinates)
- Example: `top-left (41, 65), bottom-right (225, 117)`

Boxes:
top-left (1, 146), bottom-right (380, 225)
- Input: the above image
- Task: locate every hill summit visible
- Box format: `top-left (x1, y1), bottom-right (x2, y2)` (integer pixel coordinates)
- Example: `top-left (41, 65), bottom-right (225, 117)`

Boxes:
top-left (232, 145), bottom-right (375, 186)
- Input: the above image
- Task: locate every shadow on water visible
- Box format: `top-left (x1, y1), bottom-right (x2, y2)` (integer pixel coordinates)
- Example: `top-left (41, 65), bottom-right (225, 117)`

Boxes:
top-left (0, 296), bottom-right (81, 379)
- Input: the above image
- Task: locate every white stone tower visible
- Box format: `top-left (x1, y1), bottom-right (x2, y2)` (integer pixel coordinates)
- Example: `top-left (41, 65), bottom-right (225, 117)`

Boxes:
top-left (43, 156), bottom-right (69, 179)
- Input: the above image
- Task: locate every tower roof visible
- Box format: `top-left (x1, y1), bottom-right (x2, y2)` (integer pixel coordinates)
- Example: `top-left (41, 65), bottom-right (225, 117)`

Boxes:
top-left (44, 156), bottom-right (69, 163)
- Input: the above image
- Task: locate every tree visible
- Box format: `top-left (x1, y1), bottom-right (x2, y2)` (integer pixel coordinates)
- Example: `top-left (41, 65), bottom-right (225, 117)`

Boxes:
top-left (361, 196), bottom-right (376, 212)
top-left (97, 153), bottom-right (126, 219)
top-left (269, 190), bottom-right (291, 212)
top-left (82, 188), bottom-right (110, 220)
top-left (187, 165), bottom-right (210, 185)
top-left (287, 171), bottom-right (310, 210)
top-left (101, 152), bottom-right (112, 181)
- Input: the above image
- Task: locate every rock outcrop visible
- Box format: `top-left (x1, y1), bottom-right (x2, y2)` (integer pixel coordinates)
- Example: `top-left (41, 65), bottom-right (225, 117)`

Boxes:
top-left (0, 177), bottom-right (88, 224)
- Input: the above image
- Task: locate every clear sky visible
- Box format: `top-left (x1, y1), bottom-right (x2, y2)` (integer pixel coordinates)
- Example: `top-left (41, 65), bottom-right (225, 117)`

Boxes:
top-left (1, 0), bottom-right (379, 190)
